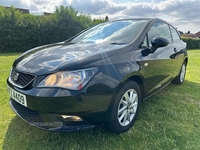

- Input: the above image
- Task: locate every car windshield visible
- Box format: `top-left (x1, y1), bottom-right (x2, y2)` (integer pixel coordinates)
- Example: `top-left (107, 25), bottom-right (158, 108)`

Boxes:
top-left (71, 20), bottom-right (148, 44)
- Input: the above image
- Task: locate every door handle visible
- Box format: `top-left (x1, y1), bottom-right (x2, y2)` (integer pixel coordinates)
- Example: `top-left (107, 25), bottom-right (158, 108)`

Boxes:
top-left (174, 48), bottom-right (177, 52)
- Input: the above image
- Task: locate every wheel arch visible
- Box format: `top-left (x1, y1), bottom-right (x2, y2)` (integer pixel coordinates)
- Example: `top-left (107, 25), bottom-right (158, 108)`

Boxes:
top-left (109, 74), bottom-right (145, 106)
top-left (127, 76), bottom-right (145, 100)
top-left (184, 57), bottom-right (188, 66)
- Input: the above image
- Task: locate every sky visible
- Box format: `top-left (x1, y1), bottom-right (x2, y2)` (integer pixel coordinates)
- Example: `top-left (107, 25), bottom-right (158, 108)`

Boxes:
top-left (0, 0), bottom-right (200, 33)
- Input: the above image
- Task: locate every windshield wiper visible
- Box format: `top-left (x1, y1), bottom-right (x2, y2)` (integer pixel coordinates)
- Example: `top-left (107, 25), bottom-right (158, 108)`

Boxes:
top-left (110, 42), bottom-right (128, 45)
top-left (64, 41), bottom-right (75, 45)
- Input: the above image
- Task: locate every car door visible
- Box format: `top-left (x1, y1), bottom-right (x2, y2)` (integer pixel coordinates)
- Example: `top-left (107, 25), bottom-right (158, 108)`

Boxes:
top-left (141, 22), bottom-right (178, 96)
top-left (169, 25), bottom-right (187, 75)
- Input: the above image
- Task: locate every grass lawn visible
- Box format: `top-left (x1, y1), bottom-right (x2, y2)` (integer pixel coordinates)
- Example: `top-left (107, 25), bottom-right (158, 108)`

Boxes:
top-left (0, 50), bottom-right (200, 150)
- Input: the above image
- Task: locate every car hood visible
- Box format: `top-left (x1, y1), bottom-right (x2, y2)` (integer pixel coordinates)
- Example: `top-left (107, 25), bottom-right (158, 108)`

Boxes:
top-left (14, 42), bottom-right (126, 75)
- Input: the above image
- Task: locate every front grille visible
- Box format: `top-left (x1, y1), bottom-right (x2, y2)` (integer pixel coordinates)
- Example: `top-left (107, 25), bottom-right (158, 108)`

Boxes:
top-left (10, 68), bottom-right (36, 88)
top-left (10, 99), bottom-right (48, 128)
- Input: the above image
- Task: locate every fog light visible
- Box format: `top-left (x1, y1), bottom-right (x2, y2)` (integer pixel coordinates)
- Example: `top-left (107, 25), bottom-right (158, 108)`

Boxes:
top-left (61, 115), bottom-right (83, 121)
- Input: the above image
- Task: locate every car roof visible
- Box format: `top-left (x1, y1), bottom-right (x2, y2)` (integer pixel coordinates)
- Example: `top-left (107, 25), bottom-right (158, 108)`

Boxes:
top-left (111, 18), bottom-right (167, 24)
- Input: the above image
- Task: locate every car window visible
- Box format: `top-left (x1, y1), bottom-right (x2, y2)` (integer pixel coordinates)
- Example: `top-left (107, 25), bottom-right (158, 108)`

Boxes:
top-left (140, 35), bottom-right (148, 48)
top-left (71, 20), bottom-right (148, 44)
top-left (148, 22), bottom-right (172, 46)
top-left (169, 25), bottom-right (181, 42)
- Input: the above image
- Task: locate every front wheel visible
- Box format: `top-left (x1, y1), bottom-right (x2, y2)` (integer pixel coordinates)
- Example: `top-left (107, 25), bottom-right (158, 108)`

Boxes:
top-left (172, 61), bottom-right (186, 85)
top-left (108, 80), bottom-right (141, 133)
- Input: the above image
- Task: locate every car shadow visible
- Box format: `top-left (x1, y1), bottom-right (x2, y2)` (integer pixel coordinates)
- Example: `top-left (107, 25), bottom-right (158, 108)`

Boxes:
top-left (2, 80), bottom-right (200, 150)
top-left (2, 114), bottom-right (118, 150)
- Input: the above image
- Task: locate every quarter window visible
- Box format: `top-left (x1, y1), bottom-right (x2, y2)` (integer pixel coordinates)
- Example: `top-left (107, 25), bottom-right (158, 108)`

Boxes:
top-left (148, 22), bottom-right (172, 46)
top-left (140, 35), bottom-right (148, 48)
top-left (169, 25), bottom-right (181, 42)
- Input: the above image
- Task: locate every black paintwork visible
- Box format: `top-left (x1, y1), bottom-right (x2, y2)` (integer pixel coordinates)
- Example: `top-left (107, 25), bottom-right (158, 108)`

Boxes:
top-left (7, 18), bottom-right (188, 131)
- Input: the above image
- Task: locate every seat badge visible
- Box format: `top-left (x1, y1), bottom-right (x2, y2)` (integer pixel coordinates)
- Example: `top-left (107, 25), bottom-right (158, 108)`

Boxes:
top-left (13, 73), bottom-right (19, 81)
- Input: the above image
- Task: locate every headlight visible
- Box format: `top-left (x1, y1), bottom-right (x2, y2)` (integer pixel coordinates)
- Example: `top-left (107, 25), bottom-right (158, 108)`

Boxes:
top-left (37, 67), bottom-right (98, 90)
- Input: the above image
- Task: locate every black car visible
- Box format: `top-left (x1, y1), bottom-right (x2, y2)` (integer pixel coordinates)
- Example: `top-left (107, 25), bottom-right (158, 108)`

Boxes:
top-left (7, 18), bottom-right (188, 133)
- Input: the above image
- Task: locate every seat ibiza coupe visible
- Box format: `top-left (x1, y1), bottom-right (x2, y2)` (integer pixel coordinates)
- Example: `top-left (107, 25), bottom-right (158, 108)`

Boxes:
top-left (7, 18), bottom-right (188, 133)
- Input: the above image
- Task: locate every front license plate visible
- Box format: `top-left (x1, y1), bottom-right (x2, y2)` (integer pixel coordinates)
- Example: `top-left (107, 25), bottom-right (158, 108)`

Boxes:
top-left (8, 86), bottom-right (27, 107)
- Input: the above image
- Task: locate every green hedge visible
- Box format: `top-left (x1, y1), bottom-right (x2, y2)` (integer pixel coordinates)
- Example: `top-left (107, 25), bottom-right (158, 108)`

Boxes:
top-left (182, 37), bottom-right (200, 49)
top-left (0, 6), bottom-right (105, 53)
top-left (2, 6), bottom-right (199, 52)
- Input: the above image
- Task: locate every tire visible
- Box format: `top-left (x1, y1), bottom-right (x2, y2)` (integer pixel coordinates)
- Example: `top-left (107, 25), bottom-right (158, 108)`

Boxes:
top-left (172, 61), bottom-right (186, 85)
top-left (108, 80), bottom-right (141, 134)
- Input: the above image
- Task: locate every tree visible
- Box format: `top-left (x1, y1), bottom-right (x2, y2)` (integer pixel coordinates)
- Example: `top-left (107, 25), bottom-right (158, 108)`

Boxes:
top-left (0, 5), bottom-right (105, 52)
top-left (187, 31), bottom-right (190, 34)
top-left (105, 16), bottom-right (108, 21)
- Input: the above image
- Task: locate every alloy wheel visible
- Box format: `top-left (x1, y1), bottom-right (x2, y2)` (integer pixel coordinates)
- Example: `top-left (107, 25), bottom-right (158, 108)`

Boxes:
top-left (180, 63), bottom-right (186, 83)
top-left (117, 89), bottom-right (138, 126)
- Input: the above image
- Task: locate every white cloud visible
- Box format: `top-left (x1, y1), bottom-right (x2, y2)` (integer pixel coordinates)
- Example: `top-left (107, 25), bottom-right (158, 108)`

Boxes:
top-left (62, 0), bottom-right (126, 15)
top-left (0, 0), bottom-right (199, 33)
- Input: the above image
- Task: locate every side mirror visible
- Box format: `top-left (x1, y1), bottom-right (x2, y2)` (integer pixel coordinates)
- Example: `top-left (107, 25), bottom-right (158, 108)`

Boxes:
top-left (150, 37), bottom-right (169, 53)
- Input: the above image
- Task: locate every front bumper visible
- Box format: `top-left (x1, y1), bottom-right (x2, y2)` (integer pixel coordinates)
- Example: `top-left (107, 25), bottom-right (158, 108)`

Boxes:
top-left (7, 71), bottom-right (120, 131)
top-left (10, 99), bottom-right (97, 131)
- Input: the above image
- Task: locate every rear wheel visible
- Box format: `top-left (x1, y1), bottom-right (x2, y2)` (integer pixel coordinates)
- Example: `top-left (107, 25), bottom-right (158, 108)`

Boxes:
top-left (108, 80), bottom-right (141, 133)
top-left (173, 62), bottom-right (186, 85)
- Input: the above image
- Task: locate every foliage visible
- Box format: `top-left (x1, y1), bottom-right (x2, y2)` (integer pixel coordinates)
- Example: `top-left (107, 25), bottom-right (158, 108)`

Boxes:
top-left (182, 37), bottom-right (200, 49)
top-left (0, 50), bottom-right (200, 149)
top-left (0, 6), bottom-right (106, 53)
